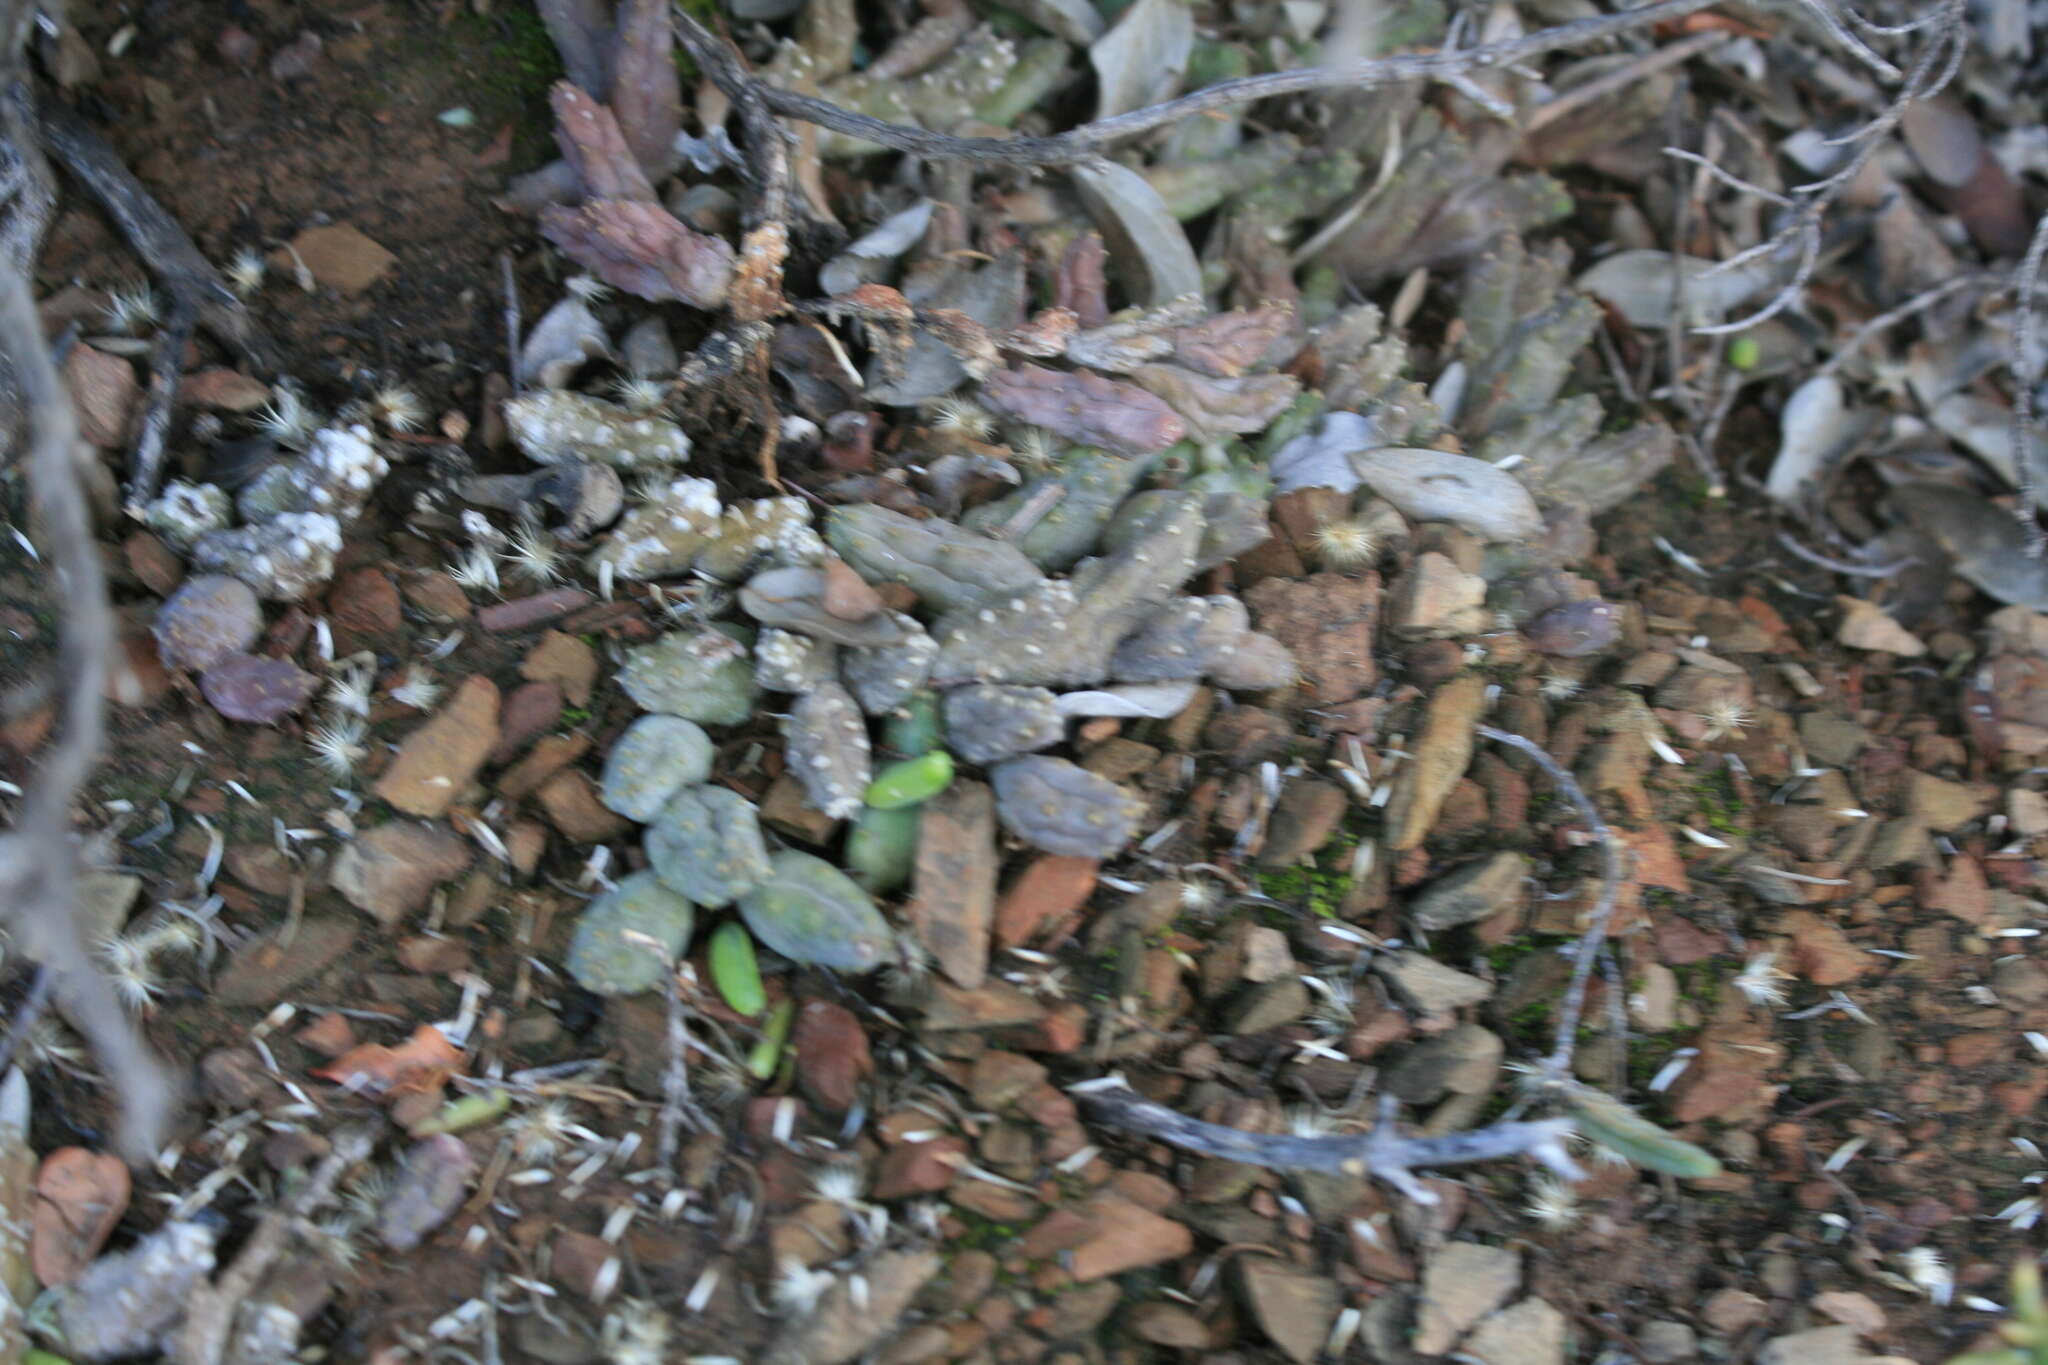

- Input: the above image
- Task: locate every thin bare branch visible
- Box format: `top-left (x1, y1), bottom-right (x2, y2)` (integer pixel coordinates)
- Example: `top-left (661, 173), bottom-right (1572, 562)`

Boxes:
top-left (1072, 1082), bottom-right (1583, 1205)
top-left (1474, 726), bottom-right (1621, 1080)
top-left (2009, 210), bottom-right (2048, 557)
top-left (739, 0), bottom-right (1721, 168)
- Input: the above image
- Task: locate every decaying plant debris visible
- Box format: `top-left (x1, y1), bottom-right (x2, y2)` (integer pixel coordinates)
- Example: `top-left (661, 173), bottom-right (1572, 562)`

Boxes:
top-left (6, 0), bottom-right (2048, 1360)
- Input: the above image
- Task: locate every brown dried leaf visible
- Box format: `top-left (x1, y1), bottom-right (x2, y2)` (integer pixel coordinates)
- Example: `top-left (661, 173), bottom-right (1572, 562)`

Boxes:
top-left (982, 363), bottom-right (1187, 455)
top-left (1172, 303), bottom-right (1297, 378)
top-left (609, 0), bottom-right (681, 179)
top-left (549, 82), bottom-right (656, 203)
top-left (32, 1148), bottom-right (131, 1287)
top-left (540, 199), bottom-right (735, 308)
top-left (1131, 363), bottom-right (1300, 440)
top-left (312, 1024), bottom-right (464, 1099)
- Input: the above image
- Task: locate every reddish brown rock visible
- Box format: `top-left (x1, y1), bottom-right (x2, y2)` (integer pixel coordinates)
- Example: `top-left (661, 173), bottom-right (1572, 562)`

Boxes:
top-left (994, 856), bottom-right (1099, 948)
top-left (328, 567), bottom-right (402, 636)
top-left (1067, 1194), bottom-right (1194, 1281)
top-left (1244, 572), bottom-right (1380, 703)
top-left (180, 367), bottom-right (271, 410)
top-left (907, 780), bottom-right (996, 989)
top-left (1783, 911), bottom-right (1872, 986)
top-left (520, 630), bottom-right (598, 706)
top-left (63, 344), bottom-right (137, 448)
top-left (498, 732), bottom-right (591, 800)
top-left (490, 680), bottom-right (563, 765)
top-left (374, 676), bottom-right (501, 817)
top-left (329, 823), bottom-right (473, 924)
top-left (123, 532), bottom-right (183, 596)
top-left (1915, 853), bottom-right (1990, 927)
top-left (478, 587), bottom-right (592, 632)
top-left (873, 1136), bottom-right (966, 1200)
top-left (535, 769), bottom-right (630, 843)
top-left (402, 570), bottom-right (473, 621)
top-left (793, 999), bottom-right (874, 1114)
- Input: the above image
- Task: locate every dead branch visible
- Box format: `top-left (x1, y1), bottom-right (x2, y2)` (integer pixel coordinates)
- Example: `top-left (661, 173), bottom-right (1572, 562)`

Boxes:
top-left (1473, 726), bottom-right (1621, 1081)
top-left (1072, 1081), bottom-right (1582, 1205)
top-left (2009, 210), bottom-right (2048, 556)
top-left (170, 1127), bottom-right (374, 1365)
top-left (704, 0), bottom-right (1721, 169)
top-left (1688, 0), bottom-right (1969, 338)
top-left (0, 232), bottom-right (180, 1166)
top-left (32, 99), bottom-right (266, 507)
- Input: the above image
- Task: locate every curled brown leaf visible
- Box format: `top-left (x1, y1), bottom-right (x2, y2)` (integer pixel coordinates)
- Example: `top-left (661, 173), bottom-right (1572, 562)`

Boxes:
top-left (982, 363), bottom-right (1187, 455)
top-left (610, 0), bottom-right (682, 179)
top-left (540, 199), bottom-right (736, 308)
top-left (1172, 303), bottom-right (1297, 377)
top-left (1131, 362), bottom-right (1300, 440)
top-left (549, 82), bottom-right (657, 203)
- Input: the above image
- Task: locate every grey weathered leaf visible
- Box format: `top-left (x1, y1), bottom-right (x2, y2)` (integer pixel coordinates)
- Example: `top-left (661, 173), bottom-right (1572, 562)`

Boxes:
top-left (820, 200), bottom-right (934, 296)
top-left (1088, 0), bottom-right (1192, 121)
top-left (1070, 161), bottom-right (1202, 309)
top-left (1349, 447), bottom-right (1543, 543)
top-left (1012, 0), bottom-right (1102, 44)
top-left (1574, 249), bottom-right (1777, 329)
top-left (1053, 680), bottom-right (1200, 718)
top-left (519, 295), bottom-right (611, 389)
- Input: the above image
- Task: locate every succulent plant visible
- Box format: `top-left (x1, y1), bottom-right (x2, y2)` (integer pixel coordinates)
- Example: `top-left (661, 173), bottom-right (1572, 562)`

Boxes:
top-left (566, 870), bottom-right (696, 996)
top-left (960, 447), bottom-right (1151, 571)
top-left (694, 496), bottom-right (827, 584)
top-left (505, 390), bottom-right (693, 467)
top-left (929, 505), bottom-right (1205, 689)
top-left (153, 574), bottom-right (263, 672)
top-left (189, 511), bottom-right (343, 602)
top-left (942, 684), bottom-right (1064, 764)
top-left (736, 850), bottom-right (894, 972)
top-left (825, 504), bottom-right (1044, 613)
top-left (884, 689), bottom-right (944, 756)
top-left (619, 626), bottom-right (760, 726)
top-left (140, 479), bottom-right (231, 550)
top-left (991, 755), bottom-right (1143, 858)
top-left (866, 750), bottom-right (956, 810)
top-left (1204, 631), bottom-right (1297, 691)
top-left (782, 680), bottom-right (873, 820)
top-left (813, 25), bottom-right (1020, 159)
top-left (233, 424), bottom-right (389, 523)
top-left (754, 628), bottom-right (839, 692)
top-left (841, 615), bottom-right (938, 715)
top-left (845, 803), bottom-right (920, 894)
top-left (600, 715), bottom-right (716, 821)
top-left (1106, 595), bottom-right (1224, 682)
top-left (586, 476), bottom-right (722, 580)
top-left (645, 784), bottom-right (772, 908)
top-left (740, 565), bottom-right (914, 646)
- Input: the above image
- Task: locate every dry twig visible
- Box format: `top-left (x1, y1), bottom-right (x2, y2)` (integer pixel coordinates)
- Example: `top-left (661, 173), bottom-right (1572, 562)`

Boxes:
top-left (0, 216), bottom-right (179, 1163)
top-left (170, 1127), bottom-right (373, 1365)
top-left (2009, 210), bottom-right (2048, 556)
top-left (716, 0), bottom-right (1722, 169)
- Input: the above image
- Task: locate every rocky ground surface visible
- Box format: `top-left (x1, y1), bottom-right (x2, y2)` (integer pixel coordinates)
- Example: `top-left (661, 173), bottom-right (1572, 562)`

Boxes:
top-left (4, 1), bottom-right (2048, 1363)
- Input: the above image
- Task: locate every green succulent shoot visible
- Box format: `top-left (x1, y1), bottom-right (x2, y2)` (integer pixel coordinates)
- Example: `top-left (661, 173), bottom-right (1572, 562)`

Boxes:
top-left (1947, 1261), bottom-right (2048, 1365)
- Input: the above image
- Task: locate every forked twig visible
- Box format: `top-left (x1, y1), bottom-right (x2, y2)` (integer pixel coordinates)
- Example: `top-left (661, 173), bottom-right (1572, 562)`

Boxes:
top-left (170, 1127), bottom-right (373, 1365)
top-left (1074, 722), bottom-right (1623, 1197)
